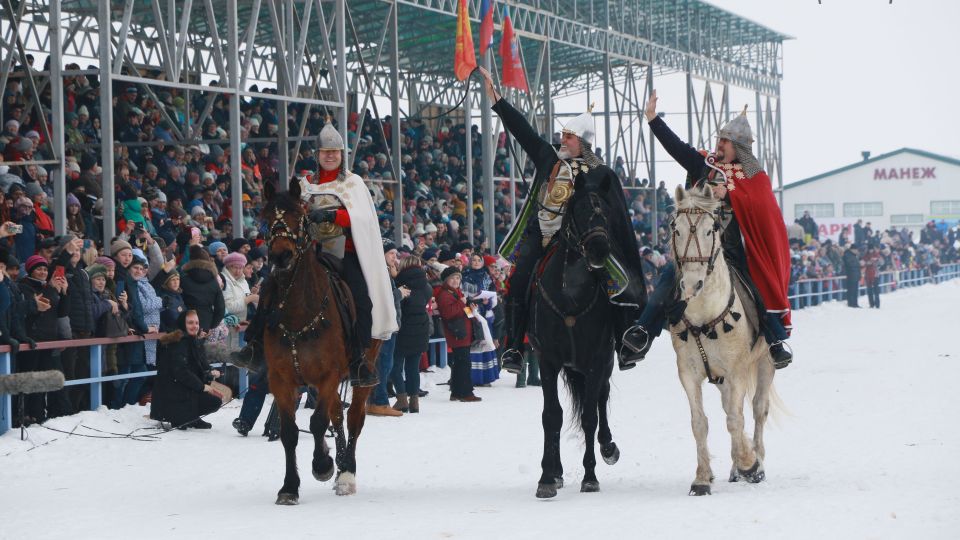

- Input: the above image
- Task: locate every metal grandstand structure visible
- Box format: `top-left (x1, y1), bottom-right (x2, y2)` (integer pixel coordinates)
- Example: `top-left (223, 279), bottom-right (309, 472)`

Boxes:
top-left (0, 0), bottom-right (788, 248)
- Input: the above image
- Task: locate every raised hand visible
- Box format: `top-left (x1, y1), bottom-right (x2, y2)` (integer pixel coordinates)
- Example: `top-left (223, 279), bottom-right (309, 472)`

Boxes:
top-left (478, 67), bottom-right (501, 102)
top-left (644, 89), bottom-right (658, 122)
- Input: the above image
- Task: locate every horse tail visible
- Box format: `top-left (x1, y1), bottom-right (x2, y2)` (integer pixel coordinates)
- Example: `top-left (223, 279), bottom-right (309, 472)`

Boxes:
top-left (561, 367), bottom-right (586, 432)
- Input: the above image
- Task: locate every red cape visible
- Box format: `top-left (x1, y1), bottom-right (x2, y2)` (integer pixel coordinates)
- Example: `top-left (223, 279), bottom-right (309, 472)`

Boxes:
top-left (727, 170), bottom-right (792, 333)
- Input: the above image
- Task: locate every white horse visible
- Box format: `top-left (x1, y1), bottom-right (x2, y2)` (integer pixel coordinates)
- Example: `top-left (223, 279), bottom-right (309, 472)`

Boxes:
top-left (668, 184), bottom-right (776, 496)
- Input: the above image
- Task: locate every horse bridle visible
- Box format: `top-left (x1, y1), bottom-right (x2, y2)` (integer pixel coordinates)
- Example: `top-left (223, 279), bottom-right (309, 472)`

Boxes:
top-left (267, 207), bottom-right (310, 257)
top-left (671, 206), bottom-right (724, 278)
top-left (562, 192), bottom-right (609, 269)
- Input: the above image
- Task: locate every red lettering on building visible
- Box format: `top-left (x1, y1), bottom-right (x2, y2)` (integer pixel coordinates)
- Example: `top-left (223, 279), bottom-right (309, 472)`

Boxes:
top-left (873, 166), bottom-right (937, 180)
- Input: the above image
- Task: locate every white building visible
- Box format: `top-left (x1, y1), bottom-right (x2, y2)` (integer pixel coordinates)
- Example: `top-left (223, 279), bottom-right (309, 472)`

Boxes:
top-left (782, 148), bottom-right (960, 239)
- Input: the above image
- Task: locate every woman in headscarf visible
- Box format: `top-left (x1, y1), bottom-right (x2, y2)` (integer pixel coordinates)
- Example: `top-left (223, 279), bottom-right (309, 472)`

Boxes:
top-left (150, 310), bottom-right (223, 429)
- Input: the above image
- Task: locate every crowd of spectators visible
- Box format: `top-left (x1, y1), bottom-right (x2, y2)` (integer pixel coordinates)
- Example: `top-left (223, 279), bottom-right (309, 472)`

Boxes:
top-left (785, 213), bottom-right (959, 288)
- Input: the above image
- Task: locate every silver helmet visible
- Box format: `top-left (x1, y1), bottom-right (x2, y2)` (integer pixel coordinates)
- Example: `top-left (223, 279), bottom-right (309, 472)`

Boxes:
top-left (561, 103), bottom-right (596, 146)
top-left (718, 106), bottom-right (754, 146)
top-left (317, 118), bottom-right (345, 151)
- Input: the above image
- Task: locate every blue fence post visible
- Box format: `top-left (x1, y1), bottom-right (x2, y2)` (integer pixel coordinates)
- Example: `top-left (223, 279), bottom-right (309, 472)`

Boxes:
top-left (0, 351), bottom-right (10, 436)
top-left (89, 345), bottom-right (102, 410)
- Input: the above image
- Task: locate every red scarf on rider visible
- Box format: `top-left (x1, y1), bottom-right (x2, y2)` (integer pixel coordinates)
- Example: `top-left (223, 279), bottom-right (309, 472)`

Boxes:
top-left (724, 168), bottom-right (792, 333)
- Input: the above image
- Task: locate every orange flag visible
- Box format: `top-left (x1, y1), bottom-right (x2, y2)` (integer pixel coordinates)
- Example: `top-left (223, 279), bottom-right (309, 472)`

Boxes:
top-left (454, 0), bottom-right (477, 81)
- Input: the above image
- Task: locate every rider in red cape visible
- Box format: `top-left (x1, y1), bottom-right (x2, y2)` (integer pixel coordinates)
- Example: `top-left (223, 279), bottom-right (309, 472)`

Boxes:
top-left (626, 90), bottom-right (793, 369)
top-left (724, 158), bottom-right (792, 333)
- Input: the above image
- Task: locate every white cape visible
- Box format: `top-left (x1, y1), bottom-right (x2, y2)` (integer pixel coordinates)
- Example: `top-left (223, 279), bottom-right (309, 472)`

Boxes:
top-left (300, 174), bottom-right (398, 340)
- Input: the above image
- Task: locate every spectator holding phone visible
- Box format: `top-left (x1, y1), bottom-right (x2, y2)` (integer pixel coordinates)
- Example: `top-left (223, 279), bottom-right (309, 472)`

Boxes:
top-left (151, 258), bottom-right (184, 332)
top-left (18, 255), bottom-right (72, 422)
top-left (110, 239), bottom-right (149, 409)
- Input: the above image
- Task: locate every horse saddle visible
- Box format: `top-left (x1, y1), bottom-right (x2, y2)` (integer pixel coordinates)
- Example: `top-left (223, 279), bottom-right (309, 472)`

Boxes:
top-left (728, 266), bottom-right (762, 347)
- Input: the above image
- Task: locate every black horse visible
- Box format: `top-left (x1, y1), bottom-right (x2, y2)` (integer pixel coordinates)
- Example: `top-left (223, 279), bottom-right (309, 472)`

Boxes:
top-left (527, 174), bottom-right (631, 498)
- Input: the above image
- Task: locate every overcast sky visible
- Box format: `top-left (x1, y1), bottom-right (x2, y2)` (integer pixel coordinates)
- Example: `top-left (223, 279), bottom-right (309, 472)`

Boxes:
top-left (550, 0), bottom-right (959, 190)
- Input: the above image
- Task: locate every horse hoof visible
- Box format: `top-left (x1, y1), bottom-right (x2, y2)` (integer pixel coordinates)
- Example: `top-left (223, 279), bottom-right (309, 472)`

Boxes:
top-left (730, 461), bottom-right (765, 484)
top-left (312, 457), bottom-right (335, 482)
top-left (600, 442), bottom-right (620, 465)
top-left (581, 480), bottom-right (600, 493)
top-left (536, 483), bottom-right (558, 499)
top-left (688, 484), bottom-right (711, 496)
top-left (335, 471), bottom-right (357, 496)
top-left (275, 493), bottom-right (299, 505)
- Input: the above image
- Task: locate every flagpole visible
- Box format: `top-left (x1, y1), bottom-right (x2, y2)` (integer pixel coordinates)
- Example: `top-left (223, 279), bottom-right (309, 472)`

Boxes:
top-left (481, 48), bottom-right (494, 253)
top-left (465, 82), bottom-right (474, 241)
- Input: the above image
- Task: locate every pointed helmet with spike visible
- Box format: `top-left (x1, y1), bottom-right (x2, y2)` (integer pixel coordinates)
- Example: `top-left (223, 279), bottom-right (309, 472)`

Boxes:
top-left (318, 117), bottom-right (345, 151)
top-left (561, 102), bottom-right (596, 146)
top-left (717, 105), bottom-right (753, 146)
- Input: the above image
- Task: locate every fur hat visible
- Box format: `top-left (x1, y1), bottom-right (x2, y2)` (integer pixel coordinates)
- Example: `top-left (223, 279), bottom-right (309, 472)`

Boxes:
top-left (440, 266), bottom-right (461, 283)
top-left (110, 239), bottom-right (132, 255)
top-left (222, 251), bottom-right (247, 268)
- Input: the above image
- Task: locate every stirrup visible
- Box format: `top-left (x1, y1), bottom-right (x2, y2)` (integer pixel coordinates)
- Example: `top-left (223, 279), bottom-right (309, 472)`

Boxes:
top-left (769, 340), bottom-right (793, 369)
top-left (500, 348), bottom-right (524, 374)
top-left (619, 325), bottom-right (650, 368)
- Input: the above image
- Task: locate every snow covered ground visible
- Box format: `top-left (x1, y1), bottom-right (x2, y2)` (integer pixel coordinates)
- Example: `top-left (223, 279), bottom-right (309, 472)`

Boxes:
top-left (2, 281), bottom-right (958, 540)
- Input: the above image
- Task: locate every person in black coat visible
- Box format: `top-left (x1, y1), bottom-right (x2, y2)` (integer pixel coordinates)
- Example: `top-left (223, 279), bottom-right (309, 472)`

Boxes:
top-left (843, 245), bottom-right (862, 308)
top-left (478, 68), bottom-right (646, 373)
top-left (179, 245), bottom-right (225, 333)
top-left (391, 256), bottom-right (434, 412)
top-left (150, 310), bottom-right (223, 429)
top-left (18, 255), bottom-right (73, 421)
top-left (53, 235), bottom-right (96, 411)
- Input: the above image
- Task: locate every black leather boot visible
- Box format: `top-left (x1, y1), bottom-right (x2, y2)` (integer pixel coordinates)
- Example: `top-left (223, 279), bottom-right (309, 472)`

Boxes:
top-left (230, 302), bottom-right (267, 372)
top-left (500, 299), bottom-right (527, 374)
top-left (618, 325), bottom-right (651, 370)
top-left (769, 341), bottom-right (793, 369)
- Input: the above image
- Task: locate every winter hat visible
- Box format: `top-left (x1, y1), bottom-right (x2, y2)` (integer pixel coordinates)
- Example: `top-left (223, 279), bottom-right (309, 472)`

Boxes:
top-left (162, 270), bottom-right (180, 287)
top-left (15, 196), bottom-right (33, 209)
top-left (247, 246), bottom-right (267, 262)
top-left (438, 249), bottom-right (456, 264)
top-left (77, 105), bottom-right (89, 117)
top-left (208, 241), bottom-right (227, 256)
top-left (95, 256), bottom-right (116, 270)
top-left (223, 251), bottom-right (247, 268)
top-left (422, 248), bottom-right (439, 261)
top-left (131, 248), bottom-right (148, 264)
top-left (25, 255), bottom-right (48, 273)
top-left (189, 244), bottom-right (211, 261)
top-left (440, 266), bottom-right (461, 283)
top-left (55, 234), bottom-right (79, 251)
top-left (24, 182), bottom-right (44, 199)
top-left (86, 264), bottom-right (108, 281)
top-left (66, 193), bottom-right (81, 207)
top-left (382, 238), bottom-right (397, 254)
top-left (110, 239), bottom-right (132, 255)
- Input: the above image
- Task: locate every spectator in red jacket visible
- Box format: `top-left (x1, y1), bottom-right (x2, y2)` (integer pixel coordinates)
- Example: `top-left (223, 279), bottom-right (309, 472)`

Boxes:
top-left (435, 266), bottom-right (480, 402)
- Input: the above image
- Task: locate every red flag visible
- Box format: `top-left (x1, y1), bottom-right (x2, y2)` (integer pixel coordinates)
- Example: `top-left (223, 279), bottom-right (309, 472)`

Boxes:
top-left (479, 0), bottom-right (494, 56)
top-left (499, 7), bottom-right (528, 92)
top-left (454, 0), bottom-right (477, 81)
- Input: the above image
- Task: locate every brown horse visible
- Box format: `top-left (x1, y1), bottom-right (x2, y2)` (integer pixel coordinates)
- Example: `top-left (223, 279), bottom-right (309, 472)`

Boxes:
top-left (261, 180), bottom-right (380, 505)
